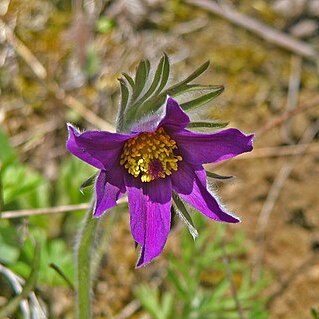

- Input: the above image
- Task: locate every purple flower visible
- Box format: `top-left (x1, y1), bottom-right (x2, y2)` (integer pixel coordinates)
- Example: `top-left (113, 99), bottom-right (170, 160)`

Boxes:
top-left (67, 97), bottom-right (253, 267)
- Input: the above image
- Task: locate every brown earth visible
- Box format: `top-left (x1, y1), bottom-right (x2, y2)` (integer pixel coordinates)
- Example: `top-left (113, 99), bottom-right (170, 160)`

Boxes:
top-left (1, 0), bottom-right (319, 318)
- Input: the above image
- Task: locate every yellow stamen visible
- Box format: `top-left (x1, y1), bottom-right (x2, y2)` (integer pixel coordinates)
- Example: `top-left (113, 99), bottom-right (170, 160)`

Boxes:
top-left (120, 127), bottom-right (182, 182)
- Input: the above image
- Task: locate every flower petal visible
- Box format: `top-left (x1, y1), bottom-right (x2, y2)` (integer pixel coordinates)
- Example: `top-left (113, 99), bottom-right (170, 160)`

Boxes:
top-left (66, 124), bottom-right (136, 170)
top-left (125, 175), bottom-right (172, 267)
top-left (172, 128), bottom-right (254, 164)
top-left (159, 97), bottom-right (190, 131)
top-left (131, 97), bottom-right (190, 133)
top-left (172, 162), bottom-right (240, 223)
top-left (94, 167), bottom-right (126, 217)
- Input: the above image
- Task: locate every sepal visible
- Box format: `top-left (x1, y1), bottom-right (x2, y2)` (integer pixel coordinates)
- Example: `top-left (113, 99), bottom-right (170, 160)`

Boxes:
top-left (187, 120), bottom-right (228, 130)
top-left (180, 86), bottom-right (224, 111)
top-left (173, 193), bottom-right (198, 240)
top-left (80, 173), bottom-right (97, 193)
top-left (205, 171), bottom-right (234, 180)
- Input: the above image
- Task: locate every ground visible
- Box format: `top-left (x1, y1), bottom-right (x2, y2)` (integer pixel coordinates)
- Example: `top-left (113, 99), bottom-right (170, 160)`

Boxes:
top-left (1, 0), bottom-right (319, 318)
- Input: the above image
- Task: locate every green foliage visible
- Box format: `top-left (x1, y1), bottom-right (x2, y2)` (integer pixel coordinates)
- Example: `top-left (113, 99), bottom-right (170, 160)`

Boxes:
top-left (83, 46), bottom-right (101, 79)
top-left (187, 121), bottom-right (229, 130)
top-left (0, 220), bottom-right (74, 287)
top-left (0, 243), bottom-right (41, 318)
top-left (0, 222), bottom-right (20, 264)
top-left (311, 308), bottom-right (319, 319)
top-left (95, 17), bottom-right (116, 34)
top-left (118, 56), bottom-right (224, 131)
top-left (56, 157), bottom-right (94, 205)
top-left (2, 164), bottom-right (45, 206)
top-left (11, 229), bottom-right (74, 287)
top-left (80, 173), bottom-right (98, 192)
top-left (0, 130), bottom-right (89, 288)
top-left (135, 218), bottom-right (269, 319)
top-left (135, 286), bottom-right (174, 319)
top-left (205, 171), bottom-right (234, 180)
top-left (172, 193), bottom-right (198, 240)
top-left (0, 128), bottom-right (47, 210)
top-left (0, 128), bottom-right (16, 164)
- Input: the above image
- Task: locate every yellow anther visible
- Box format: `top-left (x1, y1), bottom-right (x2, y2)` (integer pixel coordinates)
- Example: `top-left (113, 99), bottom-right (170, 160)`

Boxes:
top-left (120, 128), bottom-right (182, 182)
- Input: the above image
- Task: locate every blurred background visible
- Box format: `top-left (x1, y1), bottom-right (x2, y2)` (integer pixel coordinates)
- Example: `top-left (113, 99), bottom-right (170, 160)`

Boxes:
top-left (0, 0), bottom-right (319, 318)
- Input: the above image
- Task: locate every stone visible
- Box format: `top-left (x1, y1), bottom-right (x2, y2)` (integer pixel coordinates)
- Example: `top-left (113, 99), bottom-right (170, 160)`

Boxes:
top-left (308, 0), bottom-right (319, 16)
top-left (273, 0), bottom-right (308, 18)
top-left (289, 19), bottom-right (318, 37)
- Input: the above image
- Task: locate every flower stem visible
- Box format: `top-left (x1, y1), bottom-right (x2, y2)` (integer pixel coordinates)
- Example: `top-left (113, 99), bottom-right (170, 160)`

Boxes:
top-left (75, 203), bottom-right (99, 319)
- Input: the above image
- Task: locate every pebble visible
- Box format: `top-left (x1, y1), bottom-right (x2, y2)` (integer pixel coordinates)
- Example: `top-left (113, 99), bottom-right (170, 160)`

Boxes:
top-left (273, 0), bottom-right (308, 17)
top-left (308, 0), bottom-right (319, 16)
top-left (289, 19), bottom-right (318, 37)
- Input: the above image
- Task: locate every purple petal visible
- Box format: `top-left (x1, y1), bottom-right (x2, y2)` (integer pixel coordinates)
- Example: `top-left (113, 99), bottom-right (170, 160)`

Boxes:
top-left (172, 162), bottom-right (240, 223)
top-left (66, 124), bottom-right (136, 170)
top-left (195, 165), bottom-right (207, 186)
top-left (125, 175), bottom-right (172, 267)
top-left (131, 97), bottom-right (190, 133)
top-left (172, 128), bottom-right (254, 164)
top-left (159, 97), bottom-right (190, 131)
top-left (94, 166), bottom-right (126, 217)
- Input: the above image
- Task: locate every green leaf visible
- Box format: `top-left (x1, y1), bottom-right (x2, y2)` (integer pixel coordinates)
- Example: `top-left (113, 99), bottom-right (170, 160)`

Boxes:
top-left (119, 58), bottom-right (225, 132)
top-left (184, 84), bottom-right (223, 93)
top-left (80, 173), bottom-right (97, 193)
top-left (161, 292), bottom-right (174, 318)
top-left (187, 121), bottom-right (228, 130)
top-left (145, 59), bottom-right (151, 75)
top-left (133, 59), bottom-right (150, 100)
top-left (166, 266), bottom-right (189, 299)
top-left (144, 86), bottom-right (218, 112)
top-left (176, 60), bottom-right (210, 86)
top-left (0, 128), bottom-right (16, 163)
top-left (119, 79), bottom-right (130, 110)
top-left (132, 83), bottom-right (217, 121)
top-left (0, 243), bottom-right (41, 319)
top-left (122, 72), bottom-right (135, 89)
top-left (133, 55), bottom-right (167, 107)
top-left (206, 171), bottom-right (234, 180)
top-left (0, 241), bottom-right (20, 264)
top-left (0, 174), bottom-right (3, 212)
top-left (180, 86), bottom-right (224, 111)
top-left (135, 286), bottom-right (162, 319)
top-left (49, 263), bottom-right (74, 290)
top-left (154, 53), bottom-right (170, 96)
top-left (127, 54), bottom-right (169, 118)
top-left (3, 165), bottom-right (43, 204)
top-left (173, 193), bottom-right (198, 239)
top-left (96, 17), bottom-right (116, 33)
top-left (311, 308), bottom-right (319, 319)
top-left (83, 47), bottom-right (100, 78)
top-left (117, 79), bottom-right (130, 131)
top-left (57, 157), bottom-right (94, 204)
top-left (10, 261), bottom-right (31, 279)
top-left (155, 61), bottom-right (210, 102)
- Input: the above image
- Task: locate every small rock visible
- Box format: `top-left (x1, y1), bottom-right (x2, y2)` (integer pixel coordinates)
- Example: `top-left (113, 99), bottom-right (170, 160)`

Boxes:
top-left (273, 0), bottom-right (308, 18)
top-left (0, 0), bottom-right (10, 15)
top-left (290, 19), bottom-right (318, 38)
top-left (308, 0), bottom-right (319, 17)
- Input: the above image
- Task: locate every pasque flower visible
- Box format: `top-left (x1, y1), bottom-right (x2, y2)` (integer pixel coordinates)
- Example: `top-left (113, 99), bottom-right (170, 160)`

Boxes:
top-left (67, 97), bottom-right (253, 267)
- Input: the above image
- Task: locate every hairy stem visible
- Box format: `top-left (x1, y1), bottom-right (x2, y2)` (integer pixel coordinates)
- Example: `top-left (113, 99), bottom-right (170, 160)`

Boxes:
top-left (75, 203), bottom-right (99, 319)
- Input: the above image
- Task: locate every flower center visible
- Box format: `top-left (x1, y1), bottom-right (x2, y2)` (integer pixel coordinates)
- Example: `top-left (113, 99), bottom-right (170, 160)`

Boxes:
top-left (120, 127), bottom-right (182, 182)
